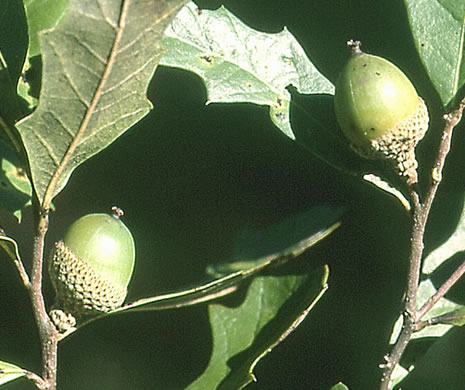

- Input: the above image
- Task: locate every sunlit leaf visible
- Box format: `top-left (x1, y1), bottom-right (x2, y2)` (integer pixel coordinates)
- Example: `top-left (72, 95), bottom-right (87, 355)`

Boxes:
top-left (391, 363), bottom-right (413, 389)
top-left (16, 0), bottom-right (189, 206)
top-left (187, 266), bottom-right (329, 390)
top-left (362, 173), bottom-right (410, 211)
top-left (429, 306), bottom-right (465, 327)
top-left (0, 360), bottom-right (26, 386)
top-left (0, 232), bottom-right (22, 267)
top-left (0, 233), bottom-right (30, 287)
top-left (404, 0), bottom-right (465, 107)
top-left (160, 1), bottom-right (334, 140)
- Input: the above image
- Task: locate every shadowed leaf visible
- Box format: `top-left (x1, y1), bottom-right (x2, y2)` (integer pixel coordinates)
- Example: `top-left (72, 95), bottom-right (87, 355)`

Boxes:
top-left (64, 206), bottom-right (340, 339)
top-left (0, 139), bottom-right (32, 221)
top-left (187, 266), bottom-right (329, 390)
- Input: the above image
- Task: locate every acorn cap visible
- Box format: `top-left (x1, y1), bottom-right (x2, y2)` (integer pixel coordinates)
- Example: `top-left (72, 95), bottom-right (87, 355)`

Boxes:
top-left (49, 241), bottom-right (129, 315)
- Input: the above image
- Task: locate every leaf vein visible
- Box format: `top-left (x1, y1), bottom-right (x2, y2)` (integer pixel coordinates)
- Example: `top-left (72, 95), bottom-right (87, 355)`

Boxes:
top-left (31, 129), bottom-right (61, 167)
top-left (117, 26), bottom-right (152, 54)
top-left (79, 107), bottom-right (144, 144)
top-left (96, 0), bottom-right (119, 29)
top-left (93, 91), bottom-right (138, 113)
top-left (49, 40), bottom-right (92, 108)
top-left (47, 110), bottom-right (75, 139)
top-left (102, 57), bottom-right (154, 94)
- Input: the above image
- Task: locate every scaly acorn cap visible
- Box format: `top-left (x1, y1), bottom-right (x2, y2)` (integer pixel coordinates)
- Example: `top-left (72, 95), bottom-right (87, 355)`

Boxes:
top-left (49, 208), bottom-right (135, 319)
top-left (334, 40), bottom-right (429, 184)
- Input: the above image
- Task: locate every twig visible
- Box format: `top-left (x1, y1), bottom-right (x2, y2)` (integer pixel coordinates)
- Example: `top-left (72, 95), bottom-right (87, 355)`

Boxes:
top-left (0, 220), bottom-right (56, 389)
top-left (24, 369), bottom-right (47, 389)
top-left (423, 101), bottom-right (465, 217)
top-left (29, 209), bottom-right (59, 390)
top-left (379, 187), bottom-right (425, 390)
top-left (379, 99), bottom-right (465, 390)
top-left (413, 100), bottom-right (465, 324)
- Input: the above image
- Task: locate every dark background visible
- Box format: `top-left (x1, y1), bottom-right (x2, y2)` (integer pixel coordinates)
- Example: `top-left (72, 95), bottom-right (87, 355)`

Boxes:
top-left (2, 0), bottom-right (465, 389)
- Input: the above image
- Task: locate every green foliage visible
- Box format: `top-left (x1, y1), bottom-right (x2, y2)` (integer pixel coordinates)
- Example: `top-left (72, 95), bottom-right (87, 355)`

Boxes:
top-left (160, 1), bottom-right (334, 140)
top-left (404, 0), bottom-right (465, 108)
top-left (188, 266), bottom-right (329, 390)
top-left (0, 140), bottom-right (32, 220)
top-left (22, 0), bottom-right (69, 58)
top-left (0, 234), bottom-right (23, 273)
top-left (16, 0), bottom-right (188, 204)
top-left (0, 361), bottom-right (25, 386)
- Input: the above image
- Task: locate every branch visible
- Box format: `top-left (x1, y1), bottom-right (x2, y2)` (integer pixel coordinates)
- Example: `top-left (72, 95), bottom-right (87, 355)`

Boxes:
top-left (24, 370), bottom-right (47, 390)
top-left (29, 208), bottom-right (59, 390)
top-left (379, 187), bottom-right (425, 390)
top-left (414, 99), bottom-right (465, 323)
top-left (379, 99), bottom-right (465, 390)
top-left (423, 99), bottom-right (465, 216)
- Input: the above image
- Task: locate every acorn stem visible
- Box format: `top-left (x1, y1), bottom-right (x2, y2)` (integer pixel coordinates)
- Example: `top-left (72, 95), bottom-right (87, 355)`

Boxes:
top-left (111, 206), bottom-right (124, 219)
top-left (346, 39), bottom-right (362, 55)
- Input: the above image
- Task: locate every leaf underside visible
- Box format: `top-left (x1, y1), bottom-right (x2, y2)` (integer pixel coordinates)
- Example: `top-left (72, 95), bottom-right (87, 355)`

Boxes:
top-left (16, 0), bottom-right (189, 205)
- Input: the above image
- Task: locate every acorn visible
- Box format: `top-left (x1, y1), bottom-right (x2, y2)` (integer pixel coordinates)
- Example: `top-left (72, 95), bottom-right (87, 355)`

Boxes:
top-left (334, 40), bottom-right (429, 184)
top-left (48, 207), bottom-right (135, 329)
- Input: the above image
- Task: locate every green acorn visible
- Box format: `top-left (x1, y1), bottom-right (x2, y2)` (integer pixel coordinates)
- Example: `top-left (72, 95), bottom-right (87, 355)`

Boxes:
top-left (49, 207), bottom-right (135, 330)
top-left (334, 40), bottom-right (429, 184)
